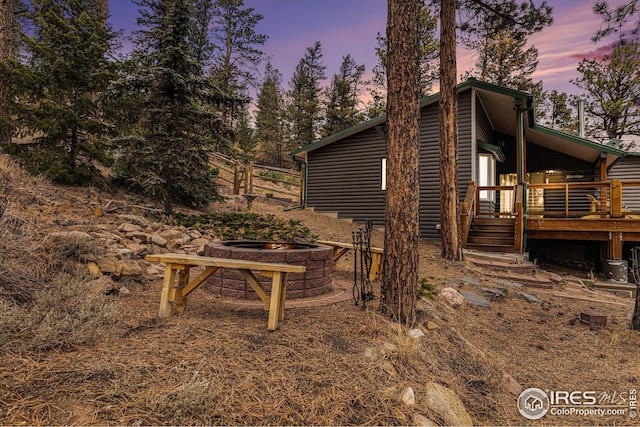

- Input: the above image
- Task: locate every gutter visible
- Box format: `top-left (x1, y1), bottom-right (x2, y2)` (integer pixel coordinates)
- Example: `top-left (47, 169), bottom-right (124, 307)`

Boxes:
top-left (284, 156), bottom-right (307, 211)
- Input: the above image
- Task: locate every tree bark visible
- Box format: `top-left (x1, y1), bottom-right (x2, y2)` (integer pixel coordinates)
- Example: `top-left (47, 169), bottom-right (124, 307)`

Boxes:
top-left (438, 0), bottom-right (463, 261)
top-left (0, 0), bottom-right (14, 144)
top-left (381, 0), bottom-right (421, 326)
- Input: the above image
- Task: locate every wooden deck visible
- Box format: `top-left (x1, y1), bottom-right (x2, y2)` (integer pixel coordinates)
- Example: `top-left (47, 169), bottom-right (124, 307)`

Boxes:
top-left (462, 180), bottom-right (640, 258)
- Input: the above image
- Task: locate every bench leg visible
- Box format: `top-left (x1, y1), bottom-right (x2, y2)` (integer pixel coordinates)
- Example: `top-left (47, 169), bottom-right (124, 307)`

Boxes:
top-left (159, 265), bottom-right (177, 318)
top-left (174, 266), bottom-right (190, 314)
top-left (268, 271), bottom-right (285, 331)
top-left (370, 253), bottom-right (383, 281)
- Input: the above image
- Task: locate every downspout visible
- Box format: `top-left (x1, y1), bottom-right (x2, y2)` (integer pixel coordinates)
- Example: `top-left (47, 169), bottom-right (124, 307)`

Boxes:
top-left (514, 98), bottom-right (528, 250)
top-left (284, 156), bottom-right (307, 211)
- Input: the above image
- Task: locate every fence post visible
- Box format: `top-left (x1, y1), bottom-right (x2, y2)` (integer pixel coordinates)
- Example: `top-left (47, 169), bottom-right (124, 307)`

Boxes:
top-left (245, 162), bottom-right (254, 194)
top-left (233, 161), bottom-right (241, 195)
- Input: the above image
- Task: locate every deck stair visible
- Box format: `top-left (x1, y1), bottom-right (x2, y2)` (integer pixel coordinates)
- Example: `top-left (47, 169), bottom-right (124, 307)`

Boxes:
top-left (466, 217), bottom-right (516, 253)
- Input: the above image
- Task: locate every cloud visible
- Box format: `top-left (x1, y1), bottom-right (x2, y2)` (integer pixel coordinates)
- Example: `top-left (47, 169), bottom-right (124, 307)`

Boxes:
top-left (569, 43), bottom-right (616, 61)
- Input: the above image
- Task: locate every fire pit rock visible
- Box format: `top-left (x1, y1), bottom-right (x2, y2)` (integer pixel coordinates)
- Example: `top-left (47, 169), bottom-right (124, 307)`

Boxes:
top-left (203, 240), bottom-right (334, 300)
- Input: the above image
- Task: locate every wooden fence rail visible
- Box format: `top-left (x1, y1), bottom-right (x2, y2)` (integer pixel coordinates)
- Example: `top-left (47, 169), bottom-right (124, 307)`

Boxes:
top-left (210, 153), bottom-right (303, 203)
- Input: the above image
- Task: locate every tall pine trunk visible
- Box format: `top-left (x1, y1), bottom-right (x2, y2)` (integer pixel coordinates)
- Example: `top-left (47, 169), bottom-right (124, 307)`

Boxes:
top-left (381, 0), bottom-right (421, 326)
top-left (438, 0), bottom-right (463, 261)
top-left (0, 0), bottom-right (14, 144)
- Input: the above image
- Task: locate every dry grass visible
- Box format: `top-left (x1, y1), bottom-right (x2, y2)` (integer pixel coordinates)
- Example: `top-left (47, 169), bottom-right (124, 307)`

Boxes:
top-left (1, 153), bottom-right (639, 426)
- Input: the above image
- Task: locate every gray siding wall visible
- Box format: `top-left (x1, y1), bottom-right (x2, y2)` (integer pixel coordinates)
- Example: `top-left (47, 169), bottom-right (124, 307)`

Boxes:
top-left (420, 90), bottom-right (473, 239)
top-left (608, 156), bottom-right (640, 212)
top-left (306, 89), bottom-right (474, 240)
top-left (306, 126), bottom-right (387, 226)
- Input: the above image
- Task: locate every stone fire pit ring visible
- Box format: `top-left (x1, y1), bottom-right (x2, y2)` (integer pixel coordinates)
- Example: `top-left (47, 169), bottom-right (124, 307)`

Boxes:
top-left (203, 240), bottom-right (334, 300)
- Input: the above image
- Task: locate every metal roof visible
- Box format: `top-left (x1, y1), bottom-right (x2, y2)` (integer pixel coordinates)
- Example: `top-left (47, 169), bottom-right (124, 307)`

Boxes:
top-left (291, 78), bottom-right (633, 164)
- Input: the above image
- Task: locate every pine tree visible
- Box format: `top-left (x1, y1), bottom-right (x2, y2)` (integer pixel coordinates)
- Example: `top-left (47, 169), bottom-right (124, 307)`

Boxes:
top-left (365, 4), bottom-right (438, 119)
top-left (255, 61), bottom-right (286, 167)
top-left (433, 0), bottom-right (553, 261)
top-left (111, 0), bottom-right (227, 213)
top-left (382, 0), bottom-right (421, 326)
top-left (1, 0), bottom-right (116, 186)
top-left (287, 41), bottom-right (326, 146)
top-left (208, 0), bottom-right (266, 130)
top-left (467, 28), bottom-right (539, 92)
top-left (0, 0), bottom-right (15, 143)
top-left (322, 54), bottom-right (365, 137)
top-left (572, 41), bottom-right (640, 145)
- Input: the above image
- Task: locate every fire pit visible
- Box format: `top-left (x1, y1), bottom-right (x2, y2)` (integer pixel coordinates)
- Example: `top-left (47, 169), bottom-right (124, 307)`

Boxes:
top-left (203, 240), bottom-right (334, 300)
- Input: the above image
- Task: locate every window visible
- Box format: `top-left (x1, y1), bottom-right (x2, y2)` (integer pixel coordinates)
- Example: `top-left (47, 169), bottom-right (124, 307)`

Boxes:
top-left (381, 158), bottom-right (386, 190)
top-left (479, 153), bottom-right (495, 200)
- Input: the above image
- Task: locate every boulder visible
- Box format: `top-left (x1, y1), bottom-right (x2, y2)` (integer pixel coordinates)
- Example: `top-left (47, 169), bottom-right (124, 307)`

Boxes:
top-left (117, 214), bottom-right (150, 227)
top-left (117, 223), bottom-right (143, 233)
top-left (413, 414), bottom-right (437, 427)
top-left (424, 382), bottom-right (473, 427)
top-left (439, 287), bottom-right (466, 308)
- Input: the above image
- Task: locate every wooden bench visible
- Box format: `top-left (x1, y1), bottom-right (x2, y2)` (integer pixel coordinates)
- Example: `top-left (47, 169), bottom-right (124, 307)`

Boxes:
top-left (146, 253), bottom-right (306, 331)
top-left (316, 240), bottom-right (384, 281)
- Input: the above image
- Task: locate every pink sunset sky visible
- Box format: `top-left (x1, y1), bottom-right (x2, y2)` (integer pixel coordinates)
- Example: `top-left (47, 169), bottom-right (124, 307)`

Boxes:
top-left (108, 0), bottom-right (629, 97)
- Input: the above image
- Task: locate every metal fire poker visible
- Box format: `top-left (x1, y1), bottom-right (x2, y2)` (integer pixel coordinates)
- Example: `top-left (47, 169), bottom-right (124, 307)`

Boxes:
top-left (352, 220), bottom-right (375, 308)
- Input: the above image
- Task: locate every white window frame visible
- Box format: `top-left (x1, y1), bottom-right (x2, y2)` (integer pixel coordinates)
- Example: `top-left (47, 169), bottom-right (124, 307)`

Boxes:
top-left (381, 158), bottom-right (386, 190)
top-left (479, 153), bottom-right (495, 201)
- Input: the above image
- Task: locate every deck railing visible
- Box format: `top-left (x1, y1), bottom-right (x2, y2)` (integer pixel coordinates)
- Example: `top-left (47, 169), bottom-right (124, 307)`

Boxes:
top-left (525, 179), bottom-right (640, 218)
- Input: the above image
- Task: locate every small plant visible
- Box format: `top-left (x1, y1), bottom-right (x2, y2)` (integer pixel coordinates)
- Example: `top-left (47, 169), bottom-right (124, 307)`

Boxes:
top-left (418, 277), bottom-right (438, 300)
top-left (172, 212), bottom-right (317, 241)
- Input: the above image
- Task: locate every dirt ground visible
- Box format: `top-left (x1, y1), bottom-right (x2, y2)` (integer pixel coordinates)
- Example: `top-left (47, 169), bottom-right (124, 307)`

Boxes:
top-left (0, 157), bottom-right (639, 426)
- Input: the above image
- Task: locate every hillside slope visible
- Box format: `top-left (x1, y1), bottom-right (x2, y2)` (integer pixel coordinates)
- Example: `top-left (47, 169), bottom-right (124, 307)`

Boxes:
top-left (0, 154), bottom-right (638, 426)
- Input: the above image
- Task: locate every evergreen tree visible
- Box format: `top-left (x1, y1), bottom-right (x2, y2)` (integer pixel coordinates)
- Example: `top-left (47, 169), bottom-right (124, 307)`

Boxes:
top-left (111, 0), bottom-right (226, 213)
top-left (208, 0), bottom-right (266, 129)
top-left (255, 61), bottom-right (286, 167)
top-left (322, 54), bottom-right (365, 137)
top-left (234, 108), bottom-right (256, 165)
top-left (432, 0), bottom-right (553, 261)
top-left (383, 0), bottom-right (421, 326)
top-left (365, 4), bottom-right (438, 119)
top-left (572, 41), bottom-right (640, 145)
top-left (1, 0), bottom-right (116, 186)
top-left (467, 28), bottom-right (539, 92)
top-left (189, 0), bottom-right (215, 73)
top-left (537, 90), bottom-right (578, 134)
top-left (287, 41), bottom-right (326, 146)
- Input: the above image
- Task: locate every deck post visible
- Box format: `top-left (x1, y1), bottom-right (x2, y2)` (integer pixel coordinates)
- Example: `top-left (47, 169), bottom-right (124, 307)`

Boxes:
top-left (609, 232), bottom-right (623, 259)
top-left (610, 179), bottom-right (623, 218)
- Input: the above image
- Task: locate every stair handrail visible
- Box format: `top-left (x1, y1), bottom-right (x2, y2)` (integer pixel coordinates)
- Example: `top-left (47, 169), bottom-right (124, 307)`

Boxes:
top-left (460, 181), bottom-right (477, 247)
top-left (514, 184), bottom-right (524, 252)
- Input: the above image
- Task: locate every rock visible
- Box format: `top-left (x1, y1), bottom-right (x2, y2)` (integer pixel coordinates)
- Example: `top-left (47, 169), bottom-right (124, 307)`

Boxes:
top-left (126, 243), bottom-right (148, 256)
top-left (502, 373), bottom-right (523, 396)
top-left (119, 260), bottom-right (143, 276)
top-left (459, 290), bottom-right (491, 308)
top-left (48, 230), bottom-right (92, 240)
top-left (460, 276), bottom-right (480, 286)
top-left (159, 229), bottom-right (187, 240)
top-left (401, 387), bottom-right (416, 406)
top-left (424, 382), bottom-right (473, 427)
top-left (117, 214), bottom-right (150, 227)
top-left (147, 233), bottom-right (168, 247)
top-left (425, 321), bottom-right (440, 331)
top-left (144, 263), bottom-right (165, 278)
top-left (439, 287), bottom-right (466, 307)
top-left (95, 257), bottom-right (143, 277)
top-left (517, 292), bottom-right (540, 304)
top-left (382, 342), bottom-right (398, 354)
top-left (87, 275), bottom-right (118, 294)
top-left (117, 223), bottom-right (143, 233)
top-left (87, 262), bottom-right (101, 278)
top-left (109, 247), bottom-right (133, 259)
top-left (409, 328), bottom-right (426, 338)
top-left (413, 414), bottom-right (437, 427)
top-left (118, 286), bottom-right (131, 295)
top-left (479, 287), bottom-right (506, 298)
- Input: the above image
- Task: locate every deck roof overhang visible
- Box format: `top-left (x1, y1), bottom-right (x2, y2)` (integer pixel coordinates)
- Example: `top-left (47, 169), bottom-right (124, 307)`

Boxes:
top-left (291, 78), bottom-right (632, 166)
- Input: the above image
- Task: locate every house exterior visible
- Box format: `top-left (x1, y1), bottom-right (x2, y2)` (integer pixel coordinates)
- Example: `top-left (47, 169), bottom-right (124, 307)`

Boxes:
top-left (291, 78), bottom-right (640, 259)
